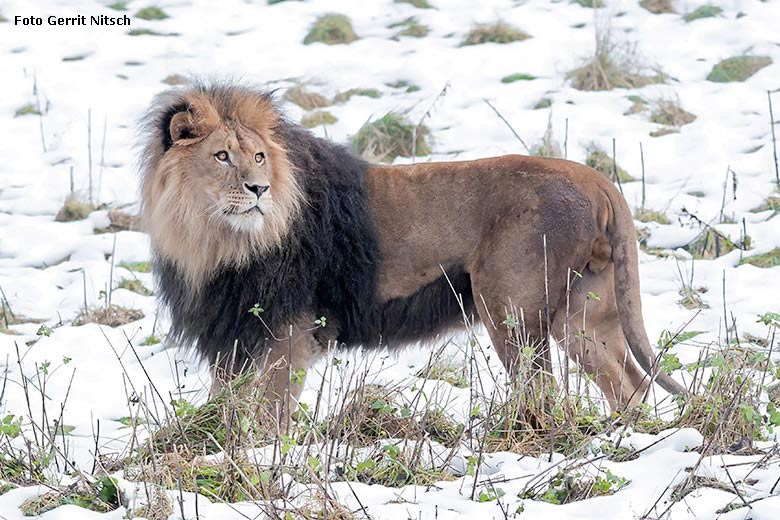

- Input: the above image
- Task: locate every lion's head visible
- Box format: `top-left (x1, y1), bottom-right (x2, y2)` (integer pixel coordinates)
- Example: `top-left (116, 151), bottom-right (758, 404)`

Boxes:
top-left (140, 84), bottom-right (303, 284)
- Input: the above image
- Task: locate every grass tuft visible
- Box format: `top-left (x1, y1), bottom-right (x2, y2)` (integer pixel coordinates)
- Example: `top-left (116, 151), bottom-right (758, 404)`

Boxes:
top-left (684, 229), bottom-right (738, 259)
top-left (650, 98), bottom-right (696, 127)
top-left (585, 144), bottom-right (635, 183)
top-left (301, 110), bottom-right (338, 129)
top-left (304, 14), bottom-right (358, 45)
top-left (74, 304), bottom-right (144, 327)
top-left (107, 2), bottom-right (128, 10)
top-left (739, 248), bottom-right (780, 268)
top-left (20, 478), bottom-right (120, 516)
top-left (683, 4), bottom-right (723, 22)
top-left (706, 56), bottom-right (772, 82)
top-left (386, 79), bottom-right (421, 93)
top-left (55, 194), bottom-right (94, 222)
top-left (389, 17), bottom-right (430, 38)
top-left (117, 279), bottom-right (153, 296)
top-left (14, 104), bottom-right (41, 117)
top-left (333, 88), bottom-right (381, 103)
top-left (751, 195), bottom-right (780, 215)
top-left (568, 28), bottom-right (665, 91)
top-left (135, 6), bottom-right (169, 21)
top-left (395, 0), bottom-right (433, 7)
top-left (285, 85), bottom-right (331, 110)
top-left (351, 112), bottom-right (431, 162)
top-left (119, 261), bottom-right (151, 273)
top-left (640, 0), bottom-right (676, 14)
top-left (572, 0), bottom-right (605, 7)
top-left (461, 22), bottom-right (530, 46)
top-left (635, 208), bottom-right (670, 224)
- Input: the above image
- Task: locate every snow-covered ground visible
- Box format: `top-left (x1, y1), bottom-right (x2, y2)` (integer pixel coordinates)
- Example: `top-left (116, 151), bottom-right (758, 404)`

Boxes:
top-left (1, 0), bottom-right (779, 518)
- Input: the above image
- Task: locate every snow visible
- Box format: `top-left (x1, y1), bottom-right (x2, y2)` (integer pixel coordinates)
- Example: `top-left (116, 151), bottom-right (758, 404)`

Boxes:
top-left (1, 0), bottom-right (779, 518)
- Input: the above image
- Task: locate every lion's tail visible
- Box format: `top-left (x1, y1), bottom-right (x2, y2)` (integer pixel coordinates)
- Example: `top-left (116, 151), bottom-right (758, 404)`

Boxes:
top-left (603, 185), bottom-right (688, 397)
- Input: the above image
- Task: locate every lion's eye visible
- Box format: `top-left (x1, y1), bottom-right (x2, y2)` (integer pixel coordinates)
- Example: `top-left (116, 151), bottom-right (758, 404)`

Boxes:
top-left (255, 152), bottom-right (265, 164)
top-left (215, 151), bottom-right (228, 162)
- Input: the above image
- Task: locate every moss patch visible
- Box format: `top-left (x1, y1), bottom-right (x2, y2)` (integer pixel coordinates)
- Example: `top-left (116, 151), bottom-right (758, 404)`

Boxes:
top-left (683, 5), bottom-right (722, 22)
top-left (304, 14), bottom-right (358, 45)
top-left (107, 2), bottom-right (128, 10)
top-left (501, 73), bottom-right (536, 83)
top-left (334, 88), bottom-right (381, 103)
top-left (301, 110), bottom-right (338, 128)
top-left (461, 22), bottom-right (529, 46)
top-left (351, 112), bottom-right (431, 163)
top-left (135, 6), bottom-right (169, 20)
top-left (534, 97), bottom-right (553, 109)
top-left (389, 17), bottom-right (430, 38)
top-left (707, 56), bottom-right (772, 82)
top-left (284, 85), bottom-right (331, 110)
top-left (585, 144), bottom-right (634, 182)
top-left (740, 248), bottom-right (780, 268)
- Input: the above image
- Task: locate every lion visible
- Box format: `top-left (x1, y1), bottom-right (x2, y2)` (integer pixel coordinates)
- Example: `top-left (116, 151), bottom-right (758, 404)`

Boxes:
top-left (140, 82), bottom-right (685, 417)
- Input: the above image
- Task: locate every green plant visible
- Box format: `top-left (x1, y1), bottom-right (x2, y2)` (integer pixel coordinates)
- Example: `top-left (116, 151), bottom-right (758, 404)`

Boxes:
top-left (119, 261), bottom-right (151, 273)
top-left (501, 73), bottom-right (536, 83)
top-left (14, 104), bottom-right (41, 117)
top-left (351, 112), bottom-right (431, 162)
top-left (707, 56), bottom-right (772, 82)
top-left (461, 22), bottom-right (529, 46)
top-left (304, 14), bottom-right (358, 45)
top-left (107, 2), bottom-right (128, 10)
top-left (585, 144), bottom-right (635, 182)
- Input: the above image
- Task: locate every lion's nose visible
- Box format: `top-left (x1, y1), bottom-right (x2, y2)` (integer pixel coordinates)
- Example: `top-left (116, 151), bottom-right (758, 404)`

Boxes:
top-left (244, 183), bottom-right (270, 198)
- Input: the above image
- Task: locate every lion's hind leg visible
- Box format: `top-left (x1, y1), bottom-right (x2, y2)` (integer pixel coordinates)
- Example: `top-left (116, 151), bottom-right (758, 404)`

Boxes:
top-left (551, 265), bottom-right (649, 411)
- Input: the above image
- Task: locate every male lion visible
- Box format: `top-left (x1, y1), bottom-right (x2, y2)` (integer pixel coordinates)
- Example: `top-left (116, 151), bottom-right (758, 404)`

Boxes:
top-left (140, 82), bottom-right (685, 417)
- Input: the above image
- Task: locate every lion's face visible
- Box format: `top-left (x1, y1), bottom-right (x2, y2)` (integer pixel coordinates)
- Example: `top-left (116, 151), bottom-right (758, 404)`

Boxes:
top-left (189, 126), bottom-right (276, 234)
top-left (141, 88), bottom-right (302, 283)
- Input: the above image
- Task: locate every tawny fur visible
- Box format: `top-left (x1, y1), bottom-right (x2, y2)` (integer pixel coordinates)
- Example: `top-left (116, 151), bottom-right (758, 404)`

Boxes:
top-left (141, 83), bottom-right (686, 415)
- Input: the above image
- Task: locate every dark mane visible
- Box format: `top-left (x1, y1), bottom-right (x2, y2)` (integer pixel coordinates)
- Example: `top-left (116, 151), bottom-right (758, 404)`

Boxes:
top-left (150, 83), bottom-right (474, 370)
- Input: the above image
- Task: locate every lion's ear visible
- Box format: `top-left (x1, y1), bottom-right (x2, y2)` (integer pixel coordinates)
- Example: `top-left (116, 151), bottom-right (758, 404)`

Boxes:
top-left (169, 110), bottom-right (198, 143)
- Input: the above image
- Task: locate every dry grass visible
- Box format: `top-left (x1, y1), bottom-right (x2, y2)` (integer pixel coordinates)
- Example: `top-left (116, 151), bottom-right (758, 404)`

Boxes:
top-left (640, 0), bottom-right (676, 14)
top-left (740, 248), bottom-right (780, 268)
top-left (651, 98), bottom-right (697, 128)
top-left (568, 28), bottom-right (665, 91)
top-left (74, 304), bottom-right (144, 327)
top-left (301, 110), bottom-right (338, 129)
top-left (389, 17), bottom-right (430, 38)
top-left (635, 207), bottom-right (670, 224)
top-left (350, 112), bottom-right (431, 162)
top-left (461, 22), bottom-right (530, 46)
top-left (751, 195), bottom-right (780, 214)
top-left (285, 85), bottom-right (331, 111)
top-left (95, 209), bottom-right (142, 233)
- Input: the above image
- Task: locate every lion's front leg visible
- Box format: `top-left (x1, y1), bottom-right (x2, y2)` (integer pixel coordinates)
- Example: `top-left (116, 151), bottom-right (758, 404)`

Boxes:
top-left (208, 316), bottom-right (324, 431)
